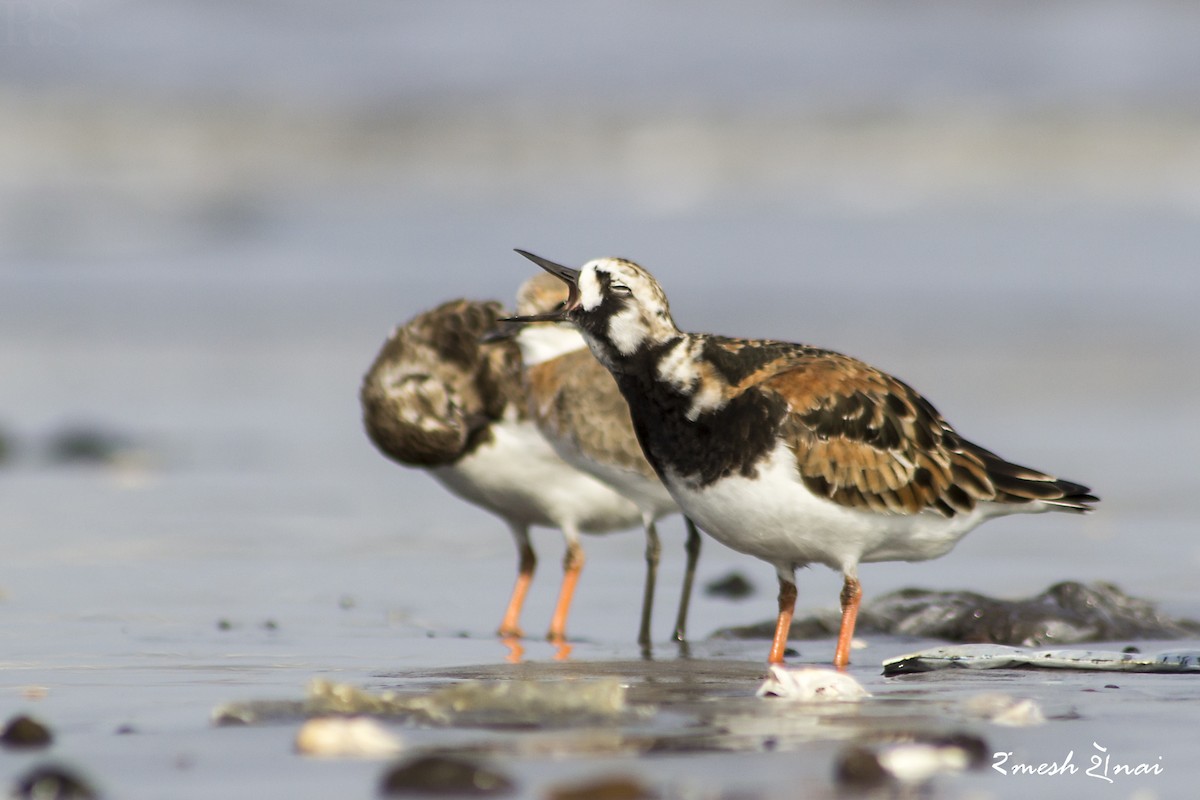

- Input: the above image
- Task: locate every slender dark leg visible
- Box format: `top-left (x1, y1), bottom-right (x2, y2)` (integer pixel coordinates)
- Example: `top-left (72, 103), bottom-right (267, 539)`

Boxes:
top-left (637, 519), bottom-right (661, 654)
top-left (672, 518), bottom-right (702, 642)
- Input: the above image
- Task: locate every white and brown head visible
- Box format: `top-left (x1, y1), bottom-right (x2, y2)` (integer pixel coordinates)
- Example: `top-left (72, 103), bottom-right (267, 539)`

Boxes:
top-left (510, 250), bottom-right (681, 373)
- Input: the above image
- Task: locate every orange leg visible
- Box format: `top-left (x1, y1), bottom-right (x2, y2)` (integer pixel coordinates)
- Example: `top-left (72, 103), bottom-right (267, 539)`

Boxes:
top-left (768, 578), bottom-right (798, 664)
top-left (498, 533), bottom-right (536, 638)
top-left (833, 575), bottom-right (862, 669)
top-left (547, 540), bottom-right (585, 643)
top-left (501, 635), bottom-right (525, 664)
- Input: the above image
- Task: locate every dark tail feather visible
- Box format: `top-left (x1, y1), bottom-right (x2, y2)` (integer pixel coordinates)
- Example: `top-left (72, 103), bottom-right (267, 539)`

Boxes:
top-left (973, 446), bottom-right (1099, 512)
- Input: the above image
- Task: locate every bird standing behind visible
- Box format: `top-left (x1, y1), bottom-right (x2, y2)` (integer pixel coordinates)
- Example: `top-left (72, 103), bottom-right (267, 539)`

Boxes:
top-left (360, 298), bottom-right (642, 650)
top-left (508, 250), bottom-right (1098, 668)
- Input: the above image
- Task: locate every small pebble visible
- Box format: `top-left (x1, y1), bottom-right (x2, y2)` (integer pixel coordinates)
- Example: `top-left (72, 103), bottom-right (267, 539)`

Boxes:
top-left (703, 572), bottom-right (755, 600)
top-left (963, 693), bottom-right (1045, 727)
top-left (834, 746), bottom-right (890, 791)
top-left (295, 717), bottom-right (403, 758)
top-left (1, 715), bottom-right (53, 749)
top-left (12, 764), bottom-right (98, 800)
top-left (546, 775), bottom-right (658, 800)
top-left (380, 755), bottom-right (514, 796)
top-left (46, 425), bottom-right (130, 465)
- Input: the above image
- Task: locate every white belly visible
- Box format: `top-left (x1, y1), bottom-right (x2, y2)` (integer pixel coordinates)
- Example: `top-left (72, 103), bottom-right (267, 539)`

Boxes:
top-left (663, 442), bottom-right (1016, 572)
top-left (541, 431), bottom-right (679, 521)
top-left (431, 419), bottom-right (642, 534)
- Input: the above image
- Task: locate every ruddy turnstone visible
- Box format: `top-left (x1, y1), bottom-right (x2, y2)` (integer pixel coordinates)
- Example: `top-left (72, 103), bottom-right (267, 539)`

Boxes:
top-left (491, 273), bottom-right (703, 647)
top-left (360, 298), bottom-right (642, 645)
top-left (508, 250), bottom-right (1099, 668)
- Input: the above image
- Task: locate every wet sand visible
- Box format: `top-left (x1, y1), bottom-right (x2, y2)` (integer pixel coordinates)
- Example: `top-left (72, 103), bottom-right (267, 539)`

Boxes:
top-left (3, 451), bottom-right (1197, 799)
top-left (4, 596), bottom-right (1197, 800)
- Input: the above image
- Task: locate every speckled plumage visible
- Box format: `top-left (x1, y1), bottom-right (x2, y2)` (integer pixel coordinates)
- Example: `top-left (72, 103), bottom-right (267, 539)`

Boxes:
top-left (360, 297), bottom-right (642, 645)
top-left (523, 349), bottom-right (654, 478)
top-left (510, 250), bottom-right (1099, 667)
top-left (361, 299), bottom-right (519, 468)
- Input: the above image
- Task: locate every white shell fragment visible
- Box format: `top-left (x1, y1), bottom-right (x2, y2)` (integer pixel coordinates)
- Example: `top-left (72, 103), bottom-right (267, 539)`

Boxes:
top-left (756, 665), bottom-right (870, 701)
top-left (878, 742), bottom-right (973, 784)
top-left (883, 644), bottom-right (1200, 674)
top-left (962, 693), bottom-right (1046, 727)
top-left (294, 716), bottom-right (404, 758)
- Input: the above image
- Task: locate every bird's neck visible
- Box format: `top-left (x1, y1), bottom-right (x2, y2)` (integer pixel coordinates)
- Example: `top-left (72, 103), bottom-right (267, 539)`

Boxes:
top-left (577, 321), bottom-right (684, 379)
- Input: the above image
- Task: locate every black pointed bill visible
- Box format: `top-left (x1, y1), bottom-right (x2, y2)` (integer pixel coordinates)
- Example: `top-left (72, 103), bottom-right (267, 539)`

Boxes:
top-left (480, 319), bottom-right (523, 343)
top-left (503, 249), bottom-right (581, 324)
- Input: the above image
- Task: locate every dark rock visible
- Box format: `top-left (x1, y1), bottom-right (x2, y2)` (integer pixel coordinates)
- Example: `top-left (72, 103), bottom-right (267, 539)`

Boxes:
top-left (868, 582), bottom-right (1200, 645)
top-left (704, 572), bottom-right (755, 600)
top-left (714, 582), bottom-right (1200, 646)
top-left (833, 746), bottom-right (889, 792)
top-left (1, 715), bottom-right (53, 749)
top-left (380, 755), bottom-right (514, 796)
top-left (46, 425), bottom-right (132, 466)
top-left (547, 775), bottom-right (658, 800)
top-left (12, 764), bottom-right (98, 800)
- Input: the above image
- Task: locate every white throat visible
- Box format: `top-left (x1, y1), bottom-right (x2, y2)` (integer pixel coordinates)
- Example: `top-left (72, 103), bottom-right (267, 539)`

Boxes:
top-left (515, 322), bottom-right (587, 366)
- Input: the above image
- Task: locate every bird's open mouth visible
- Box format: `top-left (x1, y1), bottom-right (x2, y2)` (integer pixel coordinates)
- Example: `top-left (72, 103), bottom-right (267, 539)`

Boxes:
top-left (503, 250), bottom-right (581, 323)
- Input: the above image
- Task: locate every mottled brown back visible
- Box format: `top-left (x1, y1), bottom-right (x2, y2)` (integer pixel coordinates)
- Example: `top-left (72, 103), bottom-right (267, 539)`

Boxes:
top-left (360, 299), bottom-right (524, 467)
top-left (523, 348), bottom-right (655, 479)
top-left (746, 344), bottom-right (1097, 517)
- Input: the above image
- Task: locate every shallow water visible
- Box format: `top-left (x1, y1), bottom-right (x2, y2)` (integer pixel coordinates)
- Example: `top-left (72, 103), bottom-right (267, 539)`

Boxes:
top-left (4, 2), bottom-right (1200, 798)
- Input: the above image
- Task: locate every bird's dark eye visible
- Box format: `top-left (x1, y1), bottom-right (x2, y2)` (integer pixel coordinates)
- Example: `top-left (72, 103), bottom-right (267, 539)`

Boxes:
top-left (611, 281), bottom-right (632, 296)
top-left (553, 300), bottom-right (567, 311)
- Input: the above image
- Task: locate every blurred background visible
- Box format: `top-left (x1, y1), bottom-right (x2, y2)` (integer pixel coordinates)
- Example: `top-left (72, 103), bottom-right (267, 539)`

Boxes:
top-left (3, 1), bottom-right (1199, 649)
